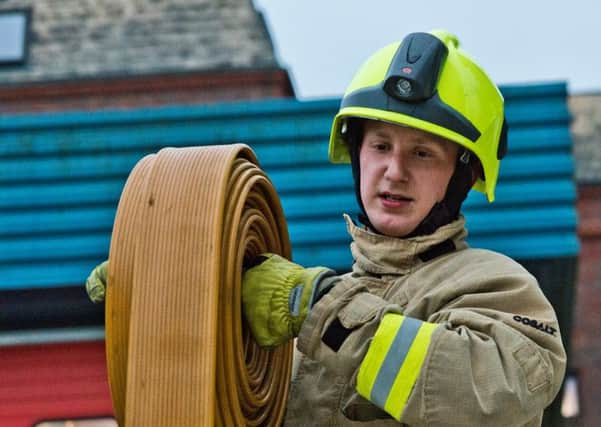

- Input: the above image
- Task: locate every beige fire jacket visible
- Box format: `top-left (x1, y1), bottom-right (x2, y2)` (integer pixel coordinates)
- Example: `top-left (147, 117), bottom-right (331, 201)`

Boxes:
top-left (284, 215), bottom-right (566, 426)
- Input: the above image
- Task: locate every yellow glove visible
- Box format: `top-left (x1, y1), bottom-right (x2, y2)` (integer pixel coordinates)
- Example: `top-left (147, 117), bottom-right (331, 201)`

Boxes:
top-left (242, 253), bottom-right (336, 348)
top-left (86, 260), bottom-right (108, 303)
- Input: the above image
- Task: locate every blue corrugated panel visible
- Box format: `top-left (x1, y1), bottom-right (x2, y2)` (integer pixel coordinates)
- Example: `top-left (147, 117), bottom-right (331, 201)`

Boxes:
top-left (0, 82), bottom-right (579, 290)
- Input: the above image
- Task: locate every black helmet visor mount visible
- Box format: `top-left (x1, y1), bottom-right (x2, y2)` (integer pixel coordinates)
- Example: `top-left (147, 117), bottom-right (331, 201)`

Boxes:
top-left (341, 32), bottom-right (481, 143)
top-left (383, 32), bottom-right (448, 102)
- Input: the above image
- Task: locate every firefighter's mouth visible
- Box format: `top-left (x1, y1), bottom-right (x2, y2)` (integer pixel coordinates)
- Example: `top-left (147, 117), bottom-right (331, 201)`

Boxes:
top-left (379, 192), bottom-right (413, 202)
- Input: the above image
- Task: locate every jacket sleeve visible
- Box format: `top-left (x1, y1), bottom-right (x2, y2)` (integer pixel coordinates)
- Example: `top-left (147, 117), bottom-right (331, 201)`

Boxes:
top-left (296, 252), bottom-right (567, 426)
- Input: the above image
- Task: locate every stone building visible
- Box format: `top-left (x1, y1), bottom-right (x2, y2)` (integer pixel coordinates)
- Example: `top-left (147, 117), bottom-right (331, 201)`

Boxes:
top-left (0, 0), bottom-right (293, 114)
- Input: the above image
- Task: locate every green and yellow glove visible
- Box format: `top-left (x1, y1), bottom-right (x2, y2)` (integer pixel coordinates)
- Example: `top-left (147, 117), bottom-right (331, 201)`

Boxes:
top-left (242, 253), bottom-right (336, 348)
top-left (86, 260), bottom-right (108, 303)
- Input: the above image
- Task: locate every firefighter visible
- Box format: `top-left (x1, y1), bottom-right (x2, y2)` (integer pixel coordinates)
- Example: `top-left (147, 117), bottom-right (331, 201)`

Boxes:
top-left (87, 30), bottom-right (566, 426)
top-left (240, 30), bottom-right (566, 426)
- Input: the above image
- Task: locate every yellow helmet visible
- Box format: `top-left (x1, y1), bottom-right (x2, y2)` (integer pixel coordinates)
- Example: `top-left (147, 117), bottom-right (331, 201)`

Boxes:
top-left (329, 29), bottom-right (507, 202)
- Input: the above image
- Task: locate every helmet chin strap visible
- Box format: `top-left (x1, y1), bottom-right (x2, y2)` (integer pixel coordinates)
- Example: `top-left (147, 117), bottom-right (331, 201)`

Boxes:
top-left (405, 149), bottom-right (474, 237)
top-left (346, 121), bottom-right (374, 229)
top-left (347, 123), bottom-right (474, 237)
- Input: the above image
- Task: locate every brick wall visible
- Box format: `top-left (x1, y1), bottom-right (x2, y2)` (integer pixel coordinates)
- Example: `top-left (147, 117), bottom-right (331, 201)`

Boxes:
top-left (571, 185), bottom-right (601, 425)
top-left (0, 68), bottom-right (293, 113)
top-left (568, 93), bottom-right (601, 426)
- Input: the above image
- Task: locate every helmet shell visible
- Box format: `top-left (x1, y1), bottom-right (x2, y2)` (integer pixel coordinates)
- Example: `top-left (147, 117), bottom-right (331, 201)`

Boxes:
top-left (328, 29), bottom-right (505, 202)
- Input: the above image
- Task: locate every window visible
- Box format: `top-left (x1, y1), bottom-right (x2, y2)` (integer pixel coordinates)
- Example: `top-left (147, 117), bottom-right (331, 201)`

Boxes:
top-left (561, 373), bottom-right (580, 419)
top-left (34, 418), bottom-right (117, 427)
top-left (0, 8), bottom-right (31, 65)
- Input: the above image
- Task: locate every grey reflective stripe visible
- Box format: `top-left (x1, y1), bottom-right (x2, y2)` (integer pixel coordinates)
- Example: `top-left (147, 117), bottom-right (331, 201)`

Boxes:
top-left (370, 317), bottom-right (423, 409)
top-left (288, 284), bottom-right (304, 316)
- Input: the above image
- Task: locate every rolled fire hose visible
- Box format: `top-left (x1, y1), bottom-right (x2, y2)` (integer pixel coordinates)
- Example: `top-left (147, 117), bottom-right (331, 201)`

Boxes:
top-left (105, 144), bottom-right (293, 426)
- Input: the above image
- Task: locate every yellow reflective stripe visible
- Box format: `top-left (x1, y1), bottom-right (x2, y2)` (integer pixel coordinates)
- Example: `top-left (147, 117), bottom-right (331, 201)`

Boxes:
top-left (356, 313), bottom-right (405, 400)
top-left (385, 320), bottom-right (438, 420)
top-left (356, 313), bottom-right (438, 422)
top-left (371, 317), bottom-right (422, 409)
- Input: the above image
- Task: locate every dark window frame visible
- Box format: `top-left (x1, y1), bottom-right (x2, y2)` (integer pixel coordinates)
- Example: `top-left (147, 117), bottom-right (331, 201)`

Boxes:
top-left (0, 7), bottom-right (32, 66)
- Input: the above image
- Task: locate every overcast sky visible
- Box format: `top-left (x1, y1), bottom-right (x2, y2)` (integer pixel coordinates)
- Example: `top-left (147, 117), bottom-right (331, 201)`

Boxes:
top-left (253, 0), bottom-right (601, 100)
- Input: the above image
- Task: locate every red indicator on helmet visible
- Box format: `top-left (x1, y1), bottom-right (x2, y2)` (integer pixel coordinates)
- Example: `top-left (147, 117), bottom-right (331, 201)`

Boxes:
top-left (401, 67), bottom-right (413, 74)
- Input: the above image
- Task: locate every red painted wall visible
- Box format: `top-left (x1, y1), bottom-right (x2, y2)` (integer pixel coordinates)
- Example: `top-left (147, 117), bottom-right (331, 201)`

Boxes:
top-left (0, 341), bottom-right (113, 427)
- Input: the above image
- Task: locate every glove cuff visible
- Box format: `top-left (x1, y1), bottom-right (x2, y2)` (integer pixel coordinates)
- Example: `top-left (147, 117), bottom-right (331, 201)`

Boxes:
top-left (289, 267), bottom-right (336, 334)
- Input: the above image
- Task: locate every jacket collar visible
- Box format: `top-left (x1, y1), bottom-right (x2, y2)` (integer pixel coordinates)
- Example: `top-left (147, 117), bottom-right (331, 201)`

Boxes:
top-left (344, 213), bottom-right (468, 276)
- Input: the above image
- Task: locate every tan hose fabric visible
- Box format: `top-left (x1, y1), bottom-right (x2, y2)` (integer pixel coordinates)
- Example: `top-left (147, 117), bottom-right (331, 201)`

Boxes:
top-left (106, 144), bottom-right (293, 426)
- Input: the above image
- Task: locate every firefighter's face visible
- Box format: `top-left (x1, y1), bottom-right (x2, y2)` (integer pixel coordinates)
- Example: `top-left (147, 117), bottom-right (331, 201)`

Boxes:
top-left (359, 120), bottom-right (458, 237)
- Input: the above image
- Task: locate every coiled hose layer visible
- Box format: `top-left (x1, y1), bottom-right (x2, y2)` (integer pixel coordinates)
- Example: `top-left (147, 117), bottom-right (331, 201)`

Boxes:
top-left (106, 144), bottom-right (293, 426)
